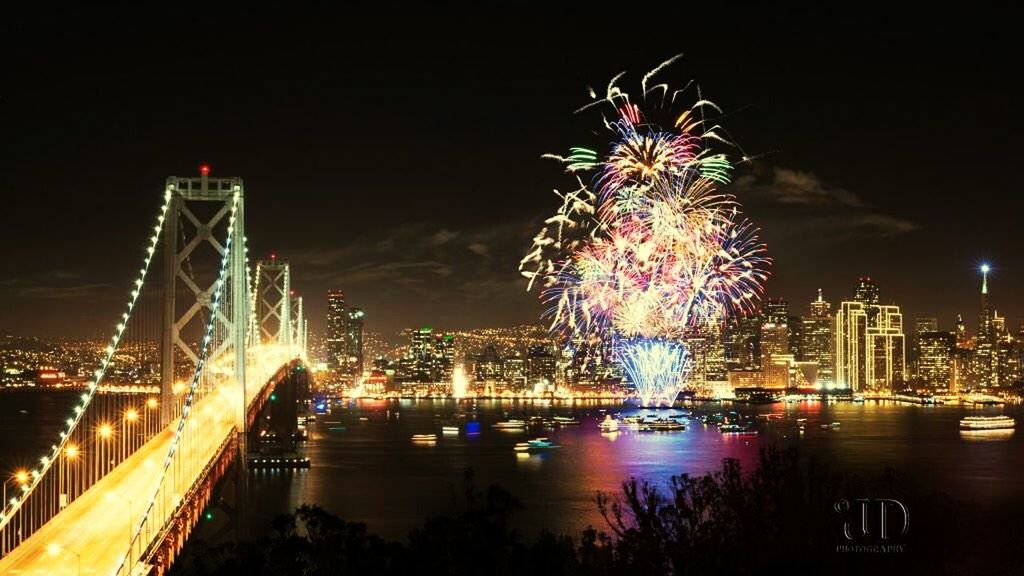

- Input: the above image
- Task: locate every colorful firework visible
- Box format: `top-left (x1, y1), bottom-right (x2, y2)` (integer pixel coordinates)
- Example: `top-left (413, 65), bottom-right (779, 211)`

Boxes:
top-left (521, 56), bottom-right (770, 406)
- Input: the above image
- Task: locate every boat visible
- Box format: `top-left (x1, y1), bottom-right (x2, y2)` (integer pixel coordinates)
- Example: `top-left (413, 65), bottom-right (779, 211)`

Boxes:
top-left (527, 437), bottom-right (557, 449)
top-left (959, 415), bottom-right (1015, 430)
top-left (719, 423), bottom-right (756, 434)
top-left (621, 416), bottom-right (645, 430)
top-left (598, 415), bottom-right (620, 432)
top-left (853, 395), bottom-right (865, 403)
top-left (640, 418), bottom-right (686, 432)
top-left (492, 419), bottom-right (527, 429)
top-left (820, 422), bottom-right (841, 430)
top-left (553, 416), bottom-right (580, 426)
top-left (756, 413), bottom-right (784, 421)
top-left (441, 425), bottom-right (460, 435)
top-left (514, 437), bottom-right (559, 452)
top-left (411, 433), bottom-right (437, 442)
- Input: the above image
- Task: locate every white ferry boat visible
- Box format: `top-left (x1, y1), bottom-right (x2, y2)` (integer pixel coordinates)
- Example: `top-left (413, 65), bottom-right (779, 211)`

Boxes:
top-left (959, 415), bottom-right (1015, 431)
top-left (598, 415), bottom-right (620, 432)
top-left (492, 419), bottom-right (527, 430)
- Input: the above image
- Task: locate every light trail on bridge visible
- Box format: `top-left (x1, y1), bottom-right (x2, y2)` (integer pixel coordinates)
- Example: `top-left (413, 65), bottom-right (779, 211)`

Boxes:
top-left (0, 172), bottom-right (306, 575)
top-left (0, 347), bottom-right (294, 575)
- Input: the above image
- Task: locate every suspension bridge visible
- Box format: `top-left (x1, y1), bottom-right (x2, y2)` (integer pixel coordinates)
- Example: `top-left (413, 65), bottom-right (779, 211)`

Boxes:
top-left (0, 170), bottom-right (310, 575)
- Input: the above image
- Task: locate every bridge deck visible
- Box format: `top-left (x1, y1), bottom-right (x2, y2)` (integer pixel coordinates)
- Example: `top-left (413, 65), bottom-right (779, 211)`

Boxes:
top-left (0, 359), bottom-right (290, 575)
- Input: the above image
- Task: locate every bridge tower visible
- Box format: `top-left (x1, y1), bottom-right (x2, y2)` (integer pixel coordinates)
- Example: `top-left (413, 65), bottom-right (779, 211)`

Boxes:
top-left (160, 169), bottom-right (248, 432)
top-left (256, 257), bottom-right (292, 347)
top-left (291, 293), bottom-right (308, 357)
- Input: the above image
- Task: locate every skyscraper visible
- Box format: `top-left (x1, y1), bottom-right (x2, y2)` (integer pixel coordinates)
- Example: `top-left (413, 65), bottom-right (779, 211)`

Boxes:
top-left (704, 323), bottom-right (726, 382)
top-left (326, 290), bottom-right (347, 370)
top-left (432, 332), bottom-right (455, 382)
top-left (917, 330), bottom-right (955, 389)
top-left (345, 308), bottom-right (365, 376)
top-left (763, 298), bottom-right (789, 325)
top-left (802, 289), bottom-right (834, 388)
top-left (865, 305), bottom-right (906, 390)
top-left (973, 265), bottom-right (996, 387)
top-left (527, 345), bottom-right (557, 386)
top-left (853, 277), bottom-right (881, 307)
top-left (915, 317), bottom-right (939, 334)
top-left (853, 276), bottom-right (881, 327)
top-left (835, 291), bottom-right (905, 392)
top-left (410, 327), bottom-right (434, 381)
top-left (726, 315), bottom-right (762, 371)
top-left (787, 315), bottom-right (804, 361)
top-left (835, 301), bottom-right (868, 391)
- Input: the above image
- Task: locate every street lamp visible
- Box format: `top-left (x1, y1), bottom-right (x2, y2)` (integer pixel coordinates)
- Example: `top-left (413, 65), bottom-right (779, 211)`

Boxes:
top-left (2, 471), bottom-right (29, 513)
top-left (46, 542), bottom-right (81, 576)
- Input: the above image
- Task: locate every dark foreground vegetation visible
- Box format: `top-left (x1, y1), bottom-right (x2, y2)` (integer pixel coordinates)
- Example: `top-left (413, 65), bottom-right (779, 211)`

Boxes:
top-left (171, 447), bottom-right (1021, 575)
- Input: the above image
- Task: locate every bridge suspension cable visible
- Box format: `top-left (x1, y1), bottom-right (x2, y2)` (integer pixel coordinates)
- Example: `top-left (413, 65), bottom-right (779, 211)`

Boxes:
top-left (115, 189), bottom-right (242, 575)
top-left (0, 189), bottom-right (174, 553)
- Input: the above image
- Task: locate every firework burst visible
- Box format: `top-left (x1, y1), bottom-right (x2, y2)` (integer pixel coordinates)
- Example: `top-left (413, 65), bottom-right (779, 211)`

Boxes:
top-left (521, 56), bottom-right (770, 406)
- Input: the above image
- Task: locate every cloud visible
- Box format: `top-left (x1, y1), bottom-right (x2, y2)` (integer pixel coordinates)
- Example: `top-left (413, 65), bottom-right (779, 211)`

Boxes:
top-left (467, 242), bottom-right (490, 257)
top-left (733, 165), bottom-right (919, 238)
top-left (285, 215), bottom-right (541, 322)
top-left (746, 167), bottom-right (866, 208)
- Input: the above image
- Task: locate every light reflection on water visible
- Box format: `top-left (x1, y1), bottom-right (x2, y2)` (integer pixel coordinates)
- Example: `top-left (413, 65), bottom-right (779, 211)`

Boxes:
top-left (247, 398), bottom-right (1021, 539)
top-left (0, 392), bottom-right (1017, 540)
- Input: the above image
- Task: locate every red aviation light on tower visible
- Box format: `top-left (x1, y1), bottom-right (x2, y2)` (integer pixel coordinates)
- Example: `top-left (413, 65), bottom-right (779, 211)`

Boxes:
top-left (270, 252), bottom-right (277, 261)
top-left (199, 164), bottom-right (211, 177)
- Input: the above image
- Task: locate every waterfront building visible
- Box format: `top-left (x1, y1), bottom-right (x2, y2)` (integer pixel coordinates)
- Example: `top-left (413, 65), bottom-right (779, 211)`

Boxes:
top-left (835, 291), bottom-right (906, 392)
top-left (917, 331), bottom-right (954, 389)
top-left (345, 307), bottom-right (364, 376)
top-left (326, 290), bottom-right (347, 370)
top-left (802, 289), bottom-right (833, 388)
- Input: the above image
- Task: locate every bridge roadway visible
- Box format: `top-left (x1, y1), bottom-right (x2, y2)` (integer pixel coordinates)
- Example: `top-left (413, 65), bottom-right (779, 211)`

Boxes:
top-left (0, 356), bottom-right (293, 575)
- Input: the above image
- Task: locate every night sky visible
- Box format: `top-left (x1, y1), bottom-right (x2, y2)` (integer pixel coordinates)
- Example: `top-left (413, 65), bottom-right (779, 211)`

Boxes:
top-left (2, 5), bottom-right (1022, 338)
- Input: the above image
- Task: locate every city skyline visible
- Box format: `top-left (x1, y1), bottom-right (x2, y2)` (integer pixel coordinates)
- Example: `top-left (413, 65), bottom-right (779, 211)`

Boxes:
top-left (3, 7), bottom-right (1023, 338)
top-left (2, 6), bottom-right (1023, 575)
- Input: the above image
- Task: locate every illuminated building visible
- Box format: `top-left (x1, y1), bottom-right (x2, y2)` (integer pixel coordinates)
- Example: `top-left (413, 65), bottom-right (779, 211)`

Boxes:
top-left (474, 344), bottom-right (503, 382)
top-left (764, 353), bottom-right (792, 388)
top-left (763, 298), bottom-right (789, 325)
top-left (835, 301), bottom-right (869, 391)
top-left (915, 317), bottom-right (938, 333)
top-left (527, 345), bottom-right (556, 386)
top-left (917, 331), bottom-right (954, 389)
top-left (802, 289), bottom-right (833, 388)
top-left (865, 305), bottom-right (905, 390)
top-left (787, 315), bottom-right (803, 361)
top-left (836, 278), bottom-right (905, 392)
top-left (760, 321), bottom-right (789, 370)
top-left (972, 265), bottom-right (997, 387)
top-left (432, 332), bottom-right (455, 382)
top-left (703, 324), bottom-right (726, 382)
top-left (345, 308), bottom-right (364, 376)
top-left (726, 316), bottom-right (761, 371)
top-left (996, 335), bottom-right (1021, 387)
top-left (326, 290), bottom-right (347, 370)
top-left (502, 353), bottom-right (527, 390)
top-left (683, 334), bottom-right (708, 388)
top-left (853, 276), bottom-right (881, 327)
top-left (954, 314), bottom-right (968, 348)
